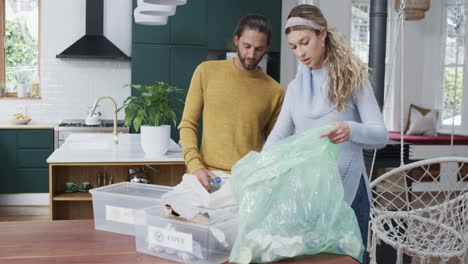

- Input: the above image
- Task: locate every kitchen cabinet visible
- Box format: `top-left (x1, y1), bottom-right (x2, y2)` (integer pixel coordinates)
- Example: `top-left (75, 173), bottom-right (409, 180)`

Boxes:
top-left (133, 23), bottom-right (170, 45)
top-left (0, 130), bottom-right (17, 193)
top-left (131, 44), bottom-right (170, 95)
top-left (49, 163), bottom-right (186, 220)
top-left (169, 47), bottom-right (208, 90)
top-left (170, 0), bottom-right (207, 46)
top-left (243, 0), bottom-right (282, 52)
top-left (15, 169), bottom-right (49, 193)
top-left (0, 129), bottom-right (53, 193)
top-left (132, 0), bottom-right (170, 45)
top-left (206, 0), bottom-right (243, 51)
top-left (132, 0), bottom-right (280, 49)
top-left (47, 134), bottom-right (186, 220)
top-left (131, 45), bottom-right (207, 93)
top-left (169, 47), bottom-right (208, 143)
top-left (206, 0), bottom-right (282, 52)
top-left (131, 0), bottom-right (281, 140)
top-left (131, 45), bottom-right (207, 142)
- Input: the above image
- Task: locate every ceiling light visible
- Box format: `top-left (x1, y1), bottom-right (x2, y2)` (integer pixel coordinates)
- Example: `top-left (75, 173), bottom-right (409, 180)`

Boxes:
top-left (143, 0), bottom-right (187, 5)
top-left (137, 0), bottom-right (176, 16)
top-left (134, 8), bottom-right (168, 25)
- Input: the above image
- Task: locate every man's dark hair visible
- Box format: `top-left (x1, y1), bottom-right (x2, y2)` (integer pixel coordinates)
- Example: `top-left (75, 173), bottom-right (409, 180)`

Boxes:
top-left (233, 14), bottom-right (272, 48)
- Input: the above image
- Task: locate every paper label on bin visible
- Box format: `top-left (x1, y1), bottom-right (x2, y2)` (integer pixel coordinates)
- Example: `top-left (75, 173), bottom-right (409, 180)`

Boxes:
top-left (105, 205), bottom-right (135, 224)
top-left (147, 225), bottom-right (193, 253)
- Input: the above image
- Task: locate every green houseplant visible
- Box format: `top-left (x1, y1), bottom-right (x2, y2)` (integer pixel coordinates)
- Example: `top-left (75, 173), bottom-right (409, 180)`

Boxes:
top-left (0, 82), bottom-right (5, 98)
top-left (118, 82), bottom-right (185, 156)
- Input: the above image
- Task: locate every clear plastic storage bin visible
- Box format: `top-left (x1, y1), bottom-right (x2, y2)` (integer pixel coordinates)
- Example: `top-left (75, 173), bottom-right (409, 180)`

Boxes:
top-left (135, 205), bottom-right (238, 264)
top-left (90, 182), bottom-right (172, 235)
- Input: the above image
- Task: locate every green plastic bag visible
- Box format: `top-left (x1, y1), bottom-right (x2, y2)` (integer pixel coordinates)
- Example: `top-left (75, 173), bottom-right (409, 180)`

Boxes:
top-left (229, 125), bottom-right (364, 264)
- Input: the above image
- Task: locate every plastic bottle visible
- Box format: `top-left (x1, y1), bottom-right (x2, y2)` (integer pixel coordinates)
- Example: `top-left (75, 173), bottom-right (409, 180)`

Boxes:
top-left (31, 71), bottom-right (40, 98)
top-left (208, 176), bottom-right (222, 193)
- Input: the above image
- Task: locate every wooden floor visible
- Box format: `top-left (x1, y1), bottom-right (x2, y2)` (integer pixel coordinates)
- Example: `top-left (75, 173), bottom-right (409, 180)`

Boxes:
top-left (0, 205), bottom-right (49, 222)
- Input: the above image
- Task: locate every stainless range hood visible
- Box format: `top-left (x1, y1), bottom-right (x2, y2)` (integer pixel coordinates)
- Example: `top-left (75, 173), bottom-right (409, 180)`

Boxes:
top-left (56, 0), bottom-right (130, 61)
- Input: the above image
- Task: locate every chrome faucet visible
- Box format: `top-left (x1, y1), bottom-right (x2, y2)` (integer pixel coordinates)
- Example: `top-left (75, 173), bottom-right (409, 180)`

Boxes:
top-left (89, 96), bottom-right (119, 144)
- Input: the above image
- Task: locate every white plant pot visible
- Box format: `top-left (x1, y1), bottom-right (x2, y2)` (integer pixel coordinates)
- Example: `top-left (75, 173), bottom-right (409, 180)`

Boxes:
top-left (140, 125), bottom-right (171, 156)
top-left (17, 83), bottom-right (27, 97)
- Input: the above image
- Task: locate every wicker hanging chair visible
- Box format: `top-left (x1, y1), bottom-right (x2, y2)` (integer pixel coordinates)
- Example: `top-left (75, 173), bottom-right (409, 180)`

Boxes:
top-left (369, 157), bottom-right (468, 263)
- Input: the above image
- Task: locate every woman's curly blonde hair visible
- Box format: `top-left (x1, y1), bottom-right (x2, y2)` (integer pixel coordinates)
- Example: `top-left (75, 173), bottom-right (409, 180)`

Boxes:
top-left (286, 4), bottom-right (369, 112)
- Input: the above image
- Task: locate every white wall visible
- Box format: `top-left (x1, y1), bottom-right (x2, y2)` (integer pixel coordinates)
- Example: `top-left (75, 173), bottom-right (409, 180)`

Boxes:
top-left (280, 0), bottom-right (299, 88)
top-left (386, 19), bottom-right (427, 131)
top-left (0, 0), bottom-right (132, 123)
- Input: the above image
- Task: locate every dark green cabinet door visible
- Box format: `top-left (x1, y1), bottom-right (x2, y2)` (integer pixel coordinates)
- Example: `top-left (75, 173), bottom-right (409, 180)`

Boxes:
top-left (0, 168), bottom-right (14, 193)
top-left (206, 0), bottom-right (282, 51)
top-left (0, 129), bottom-right (52, 193)
top-left (14, 169), bottom-right (49, 193)
top-left (170, 0), bottom-right (207, 46)
top-left (169, 47), bottom-right (208, 142)
top-left (242, 0), bottom-right (282, 52)
top-left (131, 44), bottom-right (171, 95)
top-left (132, 0), bottom-right (170, 44)
top-left (18, 130), bottom-right (54, 149)
top-left (207, 0), bottom-right (243, 50)
top-left (17, 150), bottom-right (53, 168)
top-left (170, 47), bottom-right (208, 91)
top-left (0, 130), bottom-right (17, 169)
top-left (0, 131), bottom-right (17, 193)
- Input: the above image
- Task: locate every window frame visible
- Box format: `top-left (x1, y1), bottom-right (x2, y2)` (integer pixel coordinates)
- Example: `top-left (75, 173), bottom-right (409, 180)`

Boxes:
top-left (439, 1), bottom-right (468, 134)
top-left (0, 0), bottom-right (41, 99)
top-left (350, 0), bottom-right (371, 65)
top-left (0, 0), bottom-right (5, 86)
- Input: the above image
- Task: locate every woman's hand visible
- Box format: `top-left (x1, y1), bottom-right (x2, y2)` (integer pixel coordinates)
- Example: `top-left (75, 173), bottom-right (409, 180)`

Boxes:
top-left (320, 122), bottom-right (350, 144)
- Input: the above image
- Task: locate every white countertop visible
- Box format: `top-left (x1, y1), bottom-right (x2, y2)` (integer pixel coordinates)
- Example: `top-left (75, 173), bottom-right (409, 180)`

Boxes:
top-left (47, 133), bottom-right (184, 164)
top-left (0, 123), bottom-right (55, 129)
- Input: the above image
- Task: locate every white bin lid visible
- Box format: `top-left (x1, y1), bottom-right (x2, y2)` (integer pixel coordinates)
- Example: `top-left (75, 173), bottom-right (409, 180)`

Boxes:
top-left (90, 182), bottom-right (173, 201)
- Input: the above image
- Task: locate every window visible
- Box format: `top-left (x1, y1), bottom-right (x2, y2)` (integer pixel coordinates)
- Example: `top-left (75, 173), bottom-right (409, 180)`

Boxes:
top-left (350, 0), bottom-right (396, 130)
top-left (440, 3), bottom-right (467, 130)
top-left (351, 1), bottom-right (370, 64)
top-left (1, 0), bottom-right (40, 98)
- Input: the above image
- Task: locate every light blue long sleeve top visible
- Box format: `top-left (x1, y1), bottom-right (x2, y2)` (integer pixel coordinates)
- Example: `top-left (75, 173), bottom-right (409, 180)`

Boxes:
top-left (264, 65), bottom-right (388, 204)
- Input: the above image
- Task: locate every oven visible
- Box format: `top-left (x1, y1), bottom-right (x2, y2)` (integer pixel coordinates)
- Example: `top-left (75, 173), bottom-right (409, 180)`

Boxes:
top-left (54, 119), bottom-right (130, 149)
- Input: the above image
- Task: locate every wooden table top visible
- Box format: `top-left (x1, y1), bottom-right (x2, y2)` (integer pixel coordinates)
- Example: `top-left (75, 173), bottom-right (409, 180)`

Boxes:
top-left (0, 220), bottom-right (358, 264)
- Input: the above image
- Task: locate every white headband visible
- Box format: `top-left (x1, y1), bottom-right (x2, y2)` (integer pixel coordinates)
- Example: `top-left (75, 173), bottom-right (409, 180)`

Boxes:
top-left (285, 17), bottom-right (323, 31)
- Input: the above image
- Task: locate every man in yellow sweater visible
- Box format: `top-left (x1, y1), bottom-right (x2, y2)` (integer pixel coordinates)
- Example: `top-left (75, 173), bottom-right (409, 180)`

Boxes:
top-left (178, 14), bottom-right (285, 191)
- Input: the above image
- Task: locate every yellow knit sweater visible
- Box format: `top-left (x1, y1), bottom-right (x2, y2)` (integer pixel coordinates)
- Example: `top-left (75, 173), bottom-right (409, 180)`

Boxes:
top-left (178, 58), bottom-right (284, 173)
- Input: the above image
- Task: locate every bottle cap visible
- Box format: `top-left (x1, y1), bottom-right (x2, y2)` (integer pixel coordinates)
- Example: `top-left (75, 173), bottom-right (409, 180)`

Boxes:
top-left (214, 177), bottom-right (222, 184)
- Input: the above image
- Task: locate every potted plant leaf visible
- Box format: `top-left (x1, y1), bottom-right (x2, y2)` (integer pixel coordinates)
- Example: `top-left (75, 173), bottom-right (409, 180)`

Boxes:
top-left (118, 82), bottom-right (185, 156)
top-left (0, 82), bottom-right (5, 98)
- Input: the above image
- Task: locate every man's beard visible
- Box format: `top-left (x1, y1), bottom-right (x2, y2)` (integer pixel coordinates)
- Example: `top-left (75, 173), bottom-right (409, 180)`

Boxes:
top-left (237, 49), bottom-right (264, 71)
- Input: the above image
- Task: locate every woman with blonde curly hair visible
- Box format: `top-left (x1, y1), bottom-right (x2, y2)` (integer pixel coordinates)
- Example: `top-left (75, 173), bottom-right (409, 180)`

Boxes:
top-left (264, 4), bottom-right (388, 254)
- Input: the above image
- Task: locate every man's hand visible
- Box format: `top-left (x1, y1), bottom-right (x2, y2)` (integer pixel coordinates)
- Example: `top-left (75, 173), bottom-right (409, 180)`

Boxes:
top-left (320, 121), bottom-right (350, 144)
top-left (193, 168), bottom-right (217, 192)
